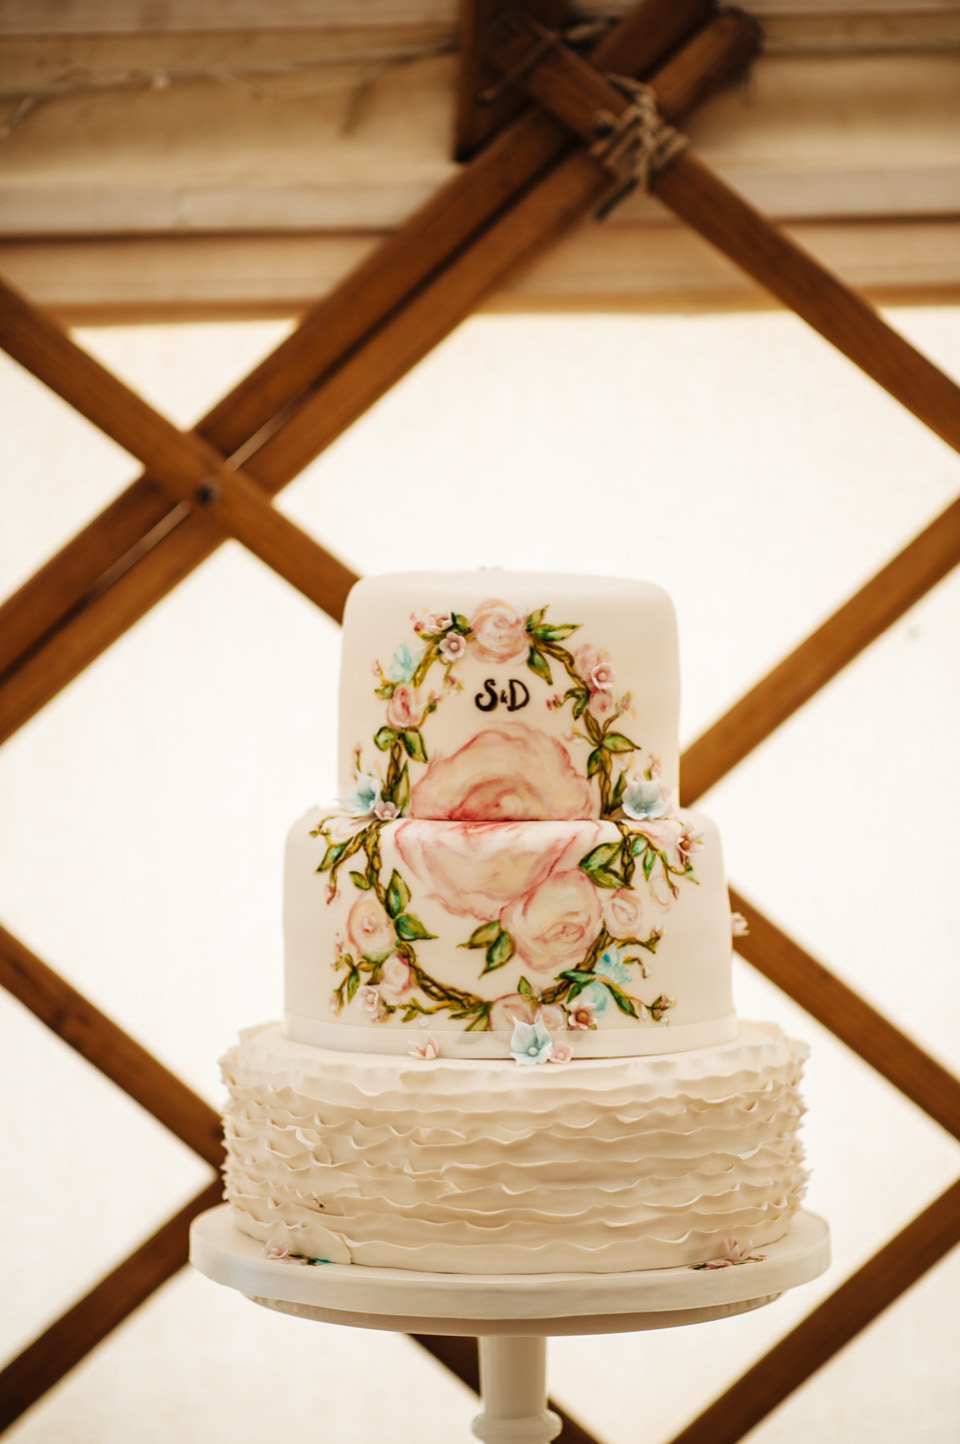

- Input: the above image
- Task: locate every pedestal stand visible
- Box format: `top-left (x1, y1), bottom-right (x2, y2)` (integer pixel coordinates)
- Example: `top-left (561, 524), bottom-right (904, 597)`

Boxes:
top-left (191, 1206), bottom-right (829, 1444)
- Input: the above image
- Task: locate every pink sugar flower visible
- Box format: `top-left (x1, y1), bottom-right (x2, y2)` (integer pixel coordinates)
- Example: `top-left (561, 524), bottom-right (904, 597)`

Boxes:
top-left (409, 1034), bottom-right (439, 1060)
top-left (567, 1000), bottom-right (598, 1030)
top-left (549, 1039), bottom-right (574, 1063)
top-left (264, 1239), bottom-right (289, 1260)
top-left (439, 632), bottom-right (466, 663)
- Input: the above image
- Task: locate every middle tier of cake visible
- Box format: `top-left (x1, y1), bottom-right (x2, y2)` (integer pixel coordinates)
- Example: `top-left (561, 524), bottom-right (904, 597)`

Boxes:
top-left (284, 806), bottom-right (737, 1059)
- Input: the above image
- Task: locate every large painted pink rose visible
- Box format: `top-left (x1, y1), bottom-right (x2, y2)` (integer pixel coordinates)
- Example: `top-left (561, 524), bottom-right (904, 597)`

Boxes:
top-left (502, 869), bottom-right (602, 975)
top-left (347, 894), bottom-right (395, 960)
top-left (410, 725), bottom-right (592, 821)
top-left (469, 599), bottom-right (528, 664)
top-left (395, 819), bottom-right (597, 919)
top-left (385, 683), bottom-right (423, 731)
top-left (601, 887), bottom-right (645, 939)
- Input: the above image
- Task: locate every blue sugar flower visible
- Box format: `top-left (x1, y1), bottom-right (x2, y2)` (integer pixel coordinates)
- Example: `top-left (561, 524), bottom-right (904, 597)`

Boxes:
top-left (341, 774), bottom-right (381, 816)
top-left (510, 1018), bottom-right (554, 1066)
top-left (622, 776), bottom-right (669, 821)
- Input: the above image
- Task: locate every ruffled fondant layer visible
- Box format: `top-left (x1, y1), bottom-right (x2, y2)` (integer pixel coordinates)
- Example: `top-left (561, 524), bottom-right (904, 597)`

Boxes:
top-left (219, 1021), bottom-right (808, 1274)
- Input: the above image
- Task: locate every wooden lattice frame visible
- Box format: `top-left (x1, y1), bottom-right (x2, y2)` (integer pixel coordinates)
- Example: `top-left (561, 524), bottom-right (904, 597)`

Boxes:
top-left (2, 1), bottom-right (959, 1437)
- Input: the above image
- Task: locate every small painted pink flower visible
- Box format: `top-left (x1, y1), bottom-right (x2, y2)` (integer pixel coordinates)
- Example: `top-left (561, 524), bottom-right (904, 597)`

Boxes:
top-left (357, 985), bottom-right (383, 1015)
top-left (385, 683), bottom-right (424, 731)
top-left (379, 953), bottom-right (416, 1001)
top-left (469, 599), bottom-right (528, 665)
top-left (409, 1034), bottom-right (439, 1060)
top-left (601, 887), bottom-right (645, 939)
top-left (439, 632), bottom-right (466, 663)
top-left (587, 689), bottom-right (617, 721)
top-left (347, 894), bottom-right (395, 961)
top-left (264, 1239), bottom-right (289, 1260)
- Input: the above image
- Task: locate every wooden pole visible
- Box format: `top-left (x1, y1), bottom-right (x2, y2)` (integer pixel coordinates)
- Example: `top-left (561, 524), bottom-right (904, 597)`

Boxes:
top-left (0, 14), bottom-right (751, 748)
top-left (727, 890), bottom-right (960, 1142)
top-left (0, 278), bottom-right (358, 622)
top-left (0, 1179), bottom-right (222, 1435)
top-left (0, 923), bottom-right (224, 1167)
top-left (668, 1177), bottom-right (960, 1444)
top-left (681, 496), bottom-right (960, 803)
top-left (0, 0), bottom-right (712, 688)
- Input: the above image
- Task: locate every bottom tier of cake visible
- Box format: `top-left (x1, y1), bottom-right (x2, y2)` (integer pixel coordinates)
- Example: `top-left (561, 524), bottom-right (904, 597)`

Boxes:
top-left (220, 1021), bottom-right (808, 1275)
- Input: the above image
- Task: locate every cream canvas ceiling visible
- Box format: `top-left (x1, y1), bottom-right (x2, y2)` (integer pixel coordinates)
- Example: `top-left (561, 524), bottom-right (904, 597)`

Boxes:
top-left (0, 0), bottom-right (958, 317)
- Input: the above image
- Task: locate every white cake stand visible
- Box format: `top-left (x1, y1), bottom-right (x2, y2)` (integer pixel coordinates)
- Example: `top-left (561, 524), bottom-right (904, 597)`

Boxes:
top-left (190, 1205), bottom-right (829, 1444)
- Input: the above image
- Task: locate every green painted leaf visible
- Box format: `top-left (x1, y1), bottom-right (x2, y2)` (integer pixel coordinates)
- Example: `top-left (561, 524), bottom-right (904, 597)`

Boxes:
top-left (401, 729), bottom-right (428, 763)
top-left (451, 612), bottom-right (471, 633)
top-left (385, 869), bottom-right (411, 919)
top-left (464, 919), bottom-right (502, 949)
top-left (466, 1011), bottom-right (492, 1032)
top-left (517, 975), bottom-right (534, 998)
top-left (579, 841), bottom-right (621, 877)
top-left (643, 848), bottom-right (657, 879)
top-left (374, 726), bottom-right (396, 751)
top-left (317, 841), bottom-right (347, 873)
top-left (561, 969), bottom-right (599, 984)
top-left (572, 689), bottom-right (590, 719)
top-left (374, 683), bottom-right (395, 700)
top-left (532, 624), bottom-right (579, 643)
top-left (586, 747), bottom-right (603, 778)
top-left (392, 763), bottom-right (410, 816)
top-left (526, 647), bottom-right (553, 685)
top-left (349, 870), bottom-right (371, 891)
top-left (608, 986), bottom-right (638, 1018)
top-left (601, 732), bottom-right (639, 753)
top-left (610, 771), bottom-right (626, 809)
top-left (526, 607), bottom-right (547, 631)
top-left (483, 929), bottom-right (516, 973)
top-left (591, 867), bottom-right (626, 890)
top-left (345, 971), bottom-right (360, 1003)
top-left (395, 912), bottom-right (435, 942)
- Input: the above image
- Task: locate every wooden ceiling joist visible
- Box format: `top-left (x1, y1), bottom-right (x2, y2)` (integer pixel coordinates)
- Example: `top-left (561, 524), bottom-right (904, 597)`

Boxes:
top-left (2, 0), bottom-right (959, 1438)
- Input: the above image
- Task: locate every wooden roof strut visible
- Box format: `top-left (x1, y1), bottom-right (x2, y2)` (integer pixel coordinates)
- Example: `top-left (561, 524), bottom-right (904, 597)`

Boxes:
top-left (1, 0), bottom-right (957, 1437)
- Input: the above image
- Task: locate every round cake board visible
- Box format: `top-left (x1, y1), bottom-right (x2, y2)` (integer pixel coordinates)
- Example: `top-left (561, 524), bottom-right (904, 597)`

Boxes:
top-left (190, 1206), bottom-right (829, 1444)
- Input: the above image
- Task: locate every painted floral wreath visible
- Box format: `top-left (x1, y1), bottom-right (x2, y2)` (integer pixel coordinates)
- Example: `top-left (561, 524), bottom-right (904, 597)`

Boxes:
top-left (312, 600), bottom-right (703, 1054)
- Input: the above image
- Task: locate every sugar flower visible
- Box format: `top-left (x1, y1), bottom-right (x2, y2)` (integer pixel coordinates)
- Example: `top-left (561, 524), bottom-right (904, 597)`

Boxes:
top-left (549, 1039), bottom-right (574, 1063)
top-left (621, 775), bottom-right (673, 822)
top-left (510, 1017), bottom-right (555, 1066)
top-left (567, 998), bottom-right (598, 1030)
top-left (697, 1237), bottom-right (764, 1269)
top-left (264, 1239), bottom-right (289, 1260)
top-left (731, 912), bottom-right (750, 938)
top-left (439, 632), bottom-right (467, 663)
top-left (409, 1033), bottom-right (439, 1060)
top-left (340, 774), bottom-right (383, 817)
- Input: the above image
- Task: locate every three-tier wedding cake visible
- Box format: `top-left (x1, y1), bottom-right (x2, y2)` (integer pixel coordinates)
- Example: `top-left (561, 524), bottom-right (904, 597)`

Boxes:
top-left (219, 572), bottom-right (808, 1273)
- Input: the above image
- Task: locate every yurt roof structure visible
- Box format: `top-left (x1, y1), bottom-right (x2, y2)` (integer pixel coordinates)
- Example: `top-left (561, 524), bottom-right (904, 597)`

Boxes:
top-left (0, 2), bottom-right (958, 1439)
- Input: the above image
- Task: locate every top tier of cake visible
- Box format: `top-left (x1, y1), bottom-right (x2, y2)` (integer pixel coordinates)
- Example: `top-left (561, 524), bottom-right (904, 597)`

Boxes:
top-left (338, 571), bottom-right (681, 821)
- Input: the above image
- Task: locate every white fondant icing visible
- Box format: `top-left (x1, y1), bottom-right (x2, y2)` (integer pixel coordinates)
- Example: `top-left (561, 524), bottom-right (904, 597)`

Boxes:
top-left (284, 808), bottom-right (734, 1057)
top-left (221, 1023), bottom-right (808, 1275)
top-left (338, 572), bottom-right (681, 817)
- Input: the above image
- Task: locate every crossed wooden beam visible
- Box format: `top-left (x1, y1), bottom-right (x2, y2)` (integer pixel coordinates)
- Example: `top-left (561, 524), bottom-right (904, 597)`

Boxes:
top-left (2, 0), bottom-right (959, 1437)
